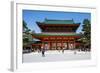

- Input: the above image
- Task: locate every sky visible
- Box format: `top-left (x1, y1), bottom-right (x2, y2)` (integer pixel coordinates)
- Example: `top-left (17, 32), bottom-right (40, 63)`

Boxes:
top-left (23, 10), bottom-right (91, 33)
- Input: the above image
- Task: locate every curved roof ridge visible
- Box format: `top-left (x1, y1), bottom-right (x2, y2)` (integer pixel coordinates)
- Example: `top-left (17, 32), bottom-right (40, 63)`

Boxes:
top-left (44, 18), bottom-right (74, 21)
top-left (43, 18), bottom-right (75, 24)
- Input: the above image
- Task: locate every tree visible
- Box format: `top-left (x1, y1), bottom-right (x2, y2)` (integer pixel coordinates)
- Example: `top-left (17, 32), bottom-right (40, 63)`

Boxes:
top-left (23, 20), bottom-right (28, 31)
top-left (82, 19), bottom-right (91, 50)
top-left (23, 20), bottom-right (32, 51)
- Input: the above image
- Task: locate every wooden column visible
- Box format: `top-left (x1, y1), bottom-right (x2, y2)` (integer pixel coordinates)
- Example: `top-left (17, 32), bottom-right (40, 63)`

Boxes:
top-left (61, 38), bottom-right (63, 50)
top-left (74, 39), bottom-right (76, 49)
top-left (49, 41), bottom-right (51, 50)
top-left (55, 37), bottom-right (57, 50)
top-left (68, 39), bottom-right (69, 50)
top-left (42, 39), bottom-right (45, 49)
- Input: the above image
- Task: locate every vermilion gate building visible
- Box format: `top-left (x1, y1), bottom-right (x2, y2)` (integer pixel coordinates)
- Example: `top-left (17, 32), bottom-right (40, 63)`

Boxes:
top-left (32, 19), bottom-right (81, 50)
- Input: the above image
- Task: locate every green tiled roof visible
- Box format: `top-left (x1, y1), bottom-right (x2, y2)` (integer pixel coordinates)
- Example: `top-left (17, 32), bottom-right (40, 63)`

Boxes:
top-left (33, 33), bottom-right (81, 36)
top-left (43, 19), bottom-right (75, 24)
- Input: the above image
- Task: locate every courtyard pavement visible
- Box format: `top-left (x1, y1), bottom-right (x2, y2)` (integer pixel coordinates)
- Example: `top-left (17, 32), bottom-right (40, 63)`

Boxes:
top-left (23, 50), bottom-right (91, 63)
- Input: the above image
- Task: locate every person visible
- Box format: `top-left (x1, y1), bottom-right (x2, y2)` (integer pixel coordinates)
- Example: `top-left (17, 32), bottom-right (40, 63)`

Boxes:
top-left (62, 47), bottom-right (65, 53)
top-left (74, 50), bottom-right (77, 54)
top-left (41, 46), bottom-right (45, 57)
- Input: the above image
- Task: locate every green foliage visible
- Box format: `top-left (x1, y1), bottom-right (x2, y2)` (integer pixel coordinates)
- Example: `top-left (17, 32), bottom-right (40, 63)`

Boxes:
top-left (23, 20), bottom-right (28, 30)
top-left (83, 19), bottom-right (91, 40)
top-left (81, 19), bottom-right (91, 48)
top-left (23, 20), bottom-right (32, 47)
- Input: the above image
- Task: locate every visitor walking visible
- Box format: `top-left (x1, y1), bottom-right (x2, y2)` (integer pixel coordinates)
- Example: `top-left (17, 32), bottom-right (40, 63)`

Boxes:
top-left (62, 47), bottom-right (65, 53)
top-left (41, 46), bottom-right (45, 57)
